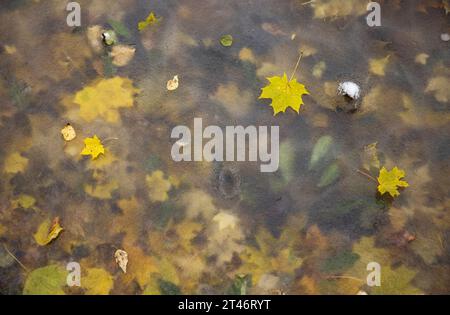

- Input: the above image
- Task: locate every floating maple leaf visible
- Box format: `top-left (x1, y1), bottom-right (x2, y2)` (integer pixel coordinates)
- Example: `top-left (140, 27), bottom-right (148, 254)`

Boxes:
top-left (259, 73), bottom-right (309, 115)
top-left (81, 135), bottom-right (105, 160)
top-left (377, 166), bottom-right (409, 197)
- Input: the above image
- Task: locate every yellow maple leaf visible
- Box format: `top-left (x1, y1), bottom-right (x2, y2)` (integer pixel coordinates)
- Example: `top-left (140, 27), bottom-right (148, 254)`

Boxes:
top-left (369, 55), bottom-right (390, 76)
top-left (349, 237), bottom-right (421, 294)
top-left (237, 227), bottom-right (303, 284)
top-left (81, 135), bottom-right (105, 160)
top-left (138, 12), bottom-right (161, 31)
top-left (73, 77), bottom-right (139, 123)
top-left (34, 217), bottom-right (64, 246)
top-left (259, 73), bottom-right (309, 115)
top-left (377, 166), bottom-right (409, 197)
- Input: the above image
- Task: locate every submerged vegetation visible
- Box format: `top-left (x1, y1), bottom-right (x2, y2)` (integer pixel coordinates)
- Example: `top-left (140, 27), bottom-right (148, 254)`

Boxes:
top-left (0, 0), bottom-right (449, 295)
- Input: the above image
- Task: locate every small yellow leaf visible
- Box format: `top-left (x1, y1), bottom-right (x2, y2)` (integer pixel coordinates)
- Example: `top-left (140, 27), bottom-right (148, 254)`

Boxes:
top-left (259, 73), bottom-right (309, 115)
top-left (312, 61), bottom-right (326, 78)
top-left (81, 135), bottom-right (105, 160)
top-left (425, 76), bottom-right (450, 103)
top-left (377, 166), bottom-right (409, 197)
top-left (138, 12), bottom-right (161, 31)
top-left (34, 217), bottom-right (63, 246)
top-left (369, 55), bottom-right (390, 76)
top-left (414, 53), bottom-right (429, 65)
top-left (4, 45), bottom-right (17, 55)
top-left (61, 123), bottom-right (76, 141)
top-left (14, 194), bottom-right (36, 209)
top-left (3, 152), bottom-right (28, 174)
top-left (238, 47), bottom-right (256, 64)
top-left (166, 75), bottom-right (179, 91)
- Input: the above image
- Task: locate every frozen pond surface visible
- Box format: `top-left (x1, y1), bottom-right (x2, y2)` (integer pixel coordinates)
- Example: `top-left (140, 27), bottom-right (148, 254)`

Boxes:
top-left (0, 0), bottom-right (449, 294)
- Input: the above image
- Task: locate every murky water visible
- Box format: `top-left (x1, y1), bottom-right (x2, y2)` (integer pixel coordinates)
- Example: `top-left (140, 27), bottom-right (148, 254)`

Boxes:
top-left (0, 0), bottom-right (449, 295)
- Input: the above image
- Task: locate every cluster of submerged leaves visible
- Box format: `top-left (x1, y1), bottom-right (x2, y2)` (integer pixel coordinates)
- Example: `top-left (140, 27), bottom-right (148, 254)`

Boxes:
top-left (0, 0), bottom-right (449, 295)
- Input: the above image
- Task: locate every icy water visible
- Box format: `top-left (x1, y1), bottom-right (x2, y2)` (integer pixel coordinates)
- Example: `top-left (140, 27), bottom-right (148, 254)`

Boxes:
top-left (0, 0), bottom-right (449, 295)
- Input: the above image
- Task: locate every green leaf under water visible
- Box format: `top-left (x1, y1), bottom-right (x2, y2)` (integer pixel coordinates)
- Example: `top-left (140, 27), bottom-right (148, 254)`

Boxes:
top-left (23, 264), bottom-right (67, 295)
top-left (279, 140), bottom-right (296, 183)
top-left (309, 135), bottom-right (333, 170)
top-left (318, 162), bottom-right (340, 187)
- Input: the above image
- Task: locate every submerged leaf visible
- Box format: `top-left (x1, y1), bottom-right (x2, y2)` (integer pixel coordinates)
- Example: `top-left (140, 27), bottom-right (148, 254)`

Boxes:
top-left (23, 265), bottom-right (67, 295)
top-left (309, 135), bottom-right (333, 170)
top-left (362, 142), bottom-right (380, 171)
top-left (425, 76), bottom-right (450, 103)
top-left (348, 237), bottom-right (421, 294)
top-left (84, 180), bottom-right (119, 200)
top-left (83, 268), bottom-right (114, 295)
top-left (14, 194), bottom-right (36, 209)
top-left (34, 217), bottom-right (63, 246)
top-left (259, 73), bottom-right (309, 115)
top-left (146, 170), bottom-right (172, 202)
top-left (108, 19), bottom-right (132, 39)
top-left (3, 151), bottom-right (28, 174)
top-left (72, 77), bottom-right (139, 123)
top-left (110, 45), bottom-right (136, 67)
top-left (279, 140), bottom-right (296, 183)
top-left (317, 162), bottom-right (340, 187)
top-left (369, 55), bottom-right (390, 76)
